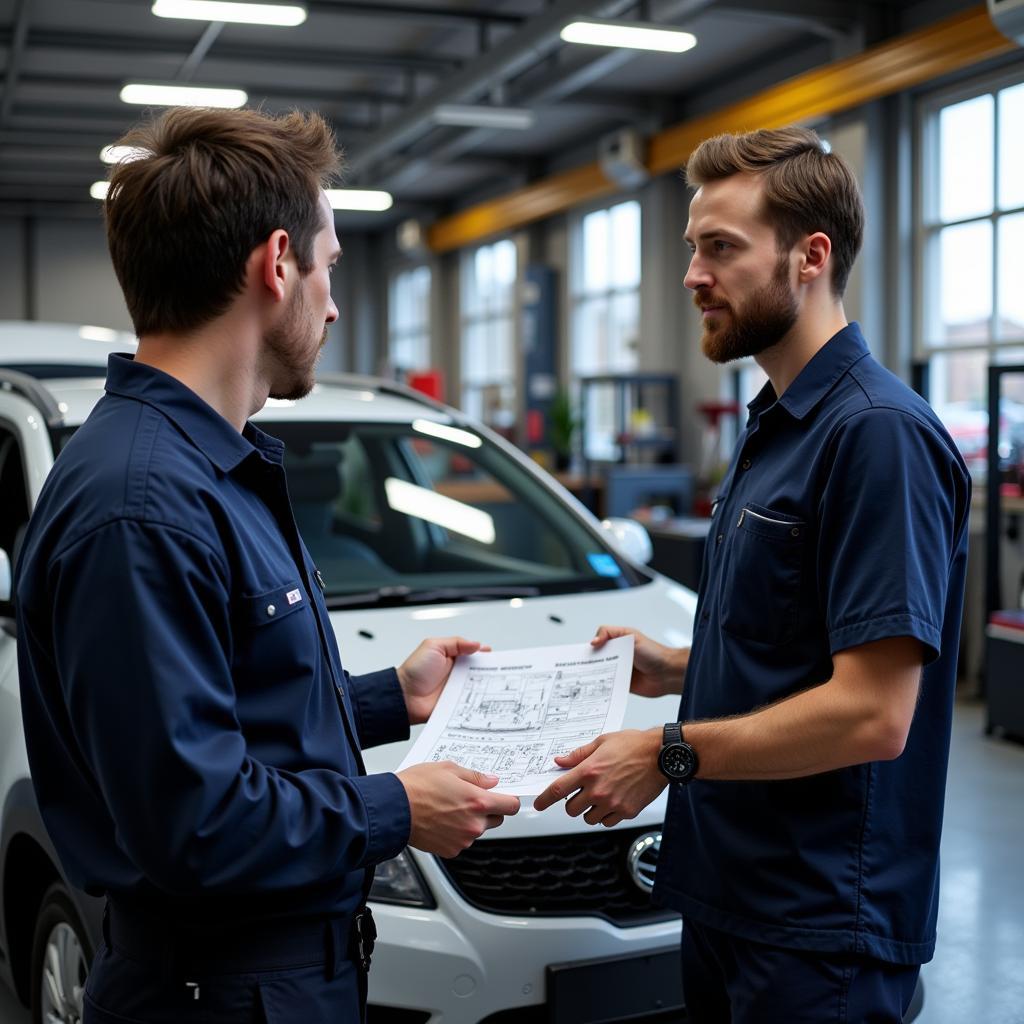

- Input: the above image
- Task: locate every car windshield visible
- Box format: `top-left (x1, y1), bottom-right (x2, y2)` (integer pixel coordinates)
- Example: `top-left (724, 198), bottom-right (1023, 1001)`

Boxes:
top-left (261, 421), bottom-right (648, 607)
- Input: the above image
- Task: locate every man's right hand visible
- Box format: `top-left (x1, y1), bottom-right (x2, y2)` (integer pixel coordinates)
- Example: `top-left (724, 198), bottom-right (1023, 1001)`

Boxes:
top-left (591, 625), bottom-right (689, 698)
top-left (397, 762), bottom-right (521, 858)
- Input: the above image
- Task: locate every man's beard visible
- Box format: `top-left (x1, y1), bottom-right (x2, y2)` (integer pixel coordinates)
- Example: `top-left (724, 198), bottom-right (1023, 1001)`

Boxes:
top-left (265, 285), bottom-right (328, 401)
top-left (696, 255), bottom-right (798, 365)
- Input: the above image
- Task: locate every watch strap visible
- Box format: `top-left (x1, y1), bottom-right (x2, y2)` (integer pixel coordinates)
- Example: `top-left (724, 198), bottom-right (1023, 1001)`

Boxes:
top-left (663, 721), bottom-right (682, 746)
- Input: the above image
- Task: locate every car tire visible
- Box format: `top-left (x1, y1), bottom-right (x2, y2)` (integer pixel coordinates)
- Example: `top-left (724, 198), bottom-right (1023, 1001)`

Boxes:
top-left (29, 881), bottom-right (93, 1024)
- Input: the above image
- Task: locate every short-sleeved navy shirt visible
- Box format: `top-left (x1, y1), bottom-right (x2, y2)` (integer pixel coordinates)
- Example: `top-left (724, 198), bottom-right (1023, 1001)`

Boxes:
top-left (653, 324), bottom-right (971, 965)
top-left (17, 355), bottom-right (411, 926)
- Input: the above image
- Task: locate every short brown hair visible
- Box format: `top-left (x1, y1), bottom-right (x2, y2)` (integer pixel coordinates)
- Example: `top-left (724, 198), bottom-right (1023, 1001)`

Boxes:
top-left (105, 107), bottom-right (341, 336)
top-left (685, 126), bottom-right (863, 297)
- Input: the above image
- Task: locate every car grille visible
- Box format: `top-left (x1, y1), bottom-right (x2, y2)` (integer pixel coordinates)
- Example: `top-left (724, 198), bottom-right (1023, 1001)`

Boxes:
top-left (437, 825), bottom-right (675, 926)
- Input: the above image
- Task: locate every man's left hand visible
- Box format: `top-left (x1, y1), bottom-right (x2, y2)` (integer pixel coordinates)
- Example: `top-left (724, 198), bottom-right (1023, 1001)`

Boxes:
top-left (398, 637), bottom-right (491, 725)
top-left (533, 728), bottom-right (667, 826)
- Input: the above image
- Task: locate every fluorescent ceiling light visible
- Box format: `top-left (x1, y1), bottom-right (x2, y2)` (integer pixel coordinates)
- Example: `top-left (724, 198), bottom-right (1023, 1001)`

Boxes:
top-left (433, 104), bottom-right (535, 131)
top-left (120, 83), bottom-right (248, 108)
top-left (385, 477), bottom-right (495, 545)
top-left (325, 189), bottom-right (393, 212)
top-left (412, 418), bottom-right (482, 449)
top-left (90, 181), bottom-right (110, 200)
top-left (152, 0), bottom-right (306, 26)
top-left (100, 145), bottom-right (150, 165)
top-left (79, 325), bottom-right (120, 343)
top-left (561, 19), bottom-right (697, 53)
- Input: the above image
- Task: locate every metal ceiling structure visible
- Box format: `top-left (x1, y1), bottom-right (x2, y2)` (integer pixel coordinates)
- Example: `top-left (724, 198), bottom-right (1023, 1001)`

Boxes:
top-left (0, 0), bottom-right (973, 226)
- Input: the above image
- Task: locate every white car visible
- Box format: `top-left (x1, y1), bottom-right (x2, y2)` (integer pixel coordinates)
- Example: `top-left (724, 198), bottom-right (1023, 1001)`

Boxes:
top-left (0, 322), bottom-right (696, 1024)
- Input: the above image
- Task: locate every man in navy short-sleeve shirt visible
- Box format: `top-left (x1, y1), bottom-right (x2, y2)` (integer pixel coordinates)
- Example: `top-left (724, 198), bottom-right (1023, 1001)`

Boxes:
top-left (535, 127), bottom-right (970, 1022)
top-left (16, 107), bottom-right (519, 1023)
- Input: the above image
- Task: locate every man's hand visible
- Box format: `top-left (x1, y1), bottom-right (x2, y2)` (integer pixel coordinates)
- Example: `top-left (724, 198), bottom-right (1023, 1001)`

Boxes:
top-left (398, 762), bottom-right (521, 858)
top-left (591, 626), bottom-right (688, 698)
top-left (533, 728), bottom-right (666, 827)
top-left (398, 636), bottom-right (491, 725)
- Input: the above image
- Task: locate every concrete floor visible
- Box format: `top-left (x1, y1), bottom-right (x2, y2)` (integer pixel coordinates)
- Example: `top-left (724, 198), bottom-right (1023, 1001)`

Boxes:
top-left (1, 699), bottom-right (1021, 1024)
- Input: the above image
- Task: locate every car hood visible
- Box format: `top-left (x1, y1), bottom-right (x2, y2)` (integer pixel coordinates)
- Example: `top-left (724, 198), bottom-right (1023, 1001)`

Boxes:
top-left (333, 575), bottom-right (696, 838)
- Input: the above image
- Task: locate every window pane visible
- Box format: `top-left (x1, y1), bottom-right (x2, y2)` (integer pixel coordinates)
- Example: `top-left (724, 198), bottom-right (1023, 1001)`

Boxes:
top-left (998, 214), bottom-right (1024, 341)
top-left (608, 290), bottom-right (640, 372)
top-left (610, 200), bottom-right (641, 289)
top-left (998, 82), bottom-right (1024, 210)
top-left (493, 240), bottom-right (517, 309)
top-left (572, 297), bottom-right (609, 377)
top-left (939, 94), bottom-right (994, 223)
top-left (930, 349), bottom-right (1024, 483)
top-left (936, 220), bottom-right (992, 344)
top-left (581, 209), bottom-right (610, 292)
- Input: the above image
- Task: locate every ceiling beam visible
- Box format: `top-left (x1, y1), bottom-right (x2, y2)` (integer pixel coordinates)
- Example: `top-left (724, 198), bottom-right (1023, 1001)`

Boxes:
top-left (0, 0), bottom-right (32, 127)
top-left (307, 1), bottom-right (524, 25)
top-left (427, 4), bottom-right (1015, 253)
top-left (344, 0), bottom-right (643, 179)
top-left (1, 29), bottom-right (460, 74)
top-left (376, 0), bottom-right (718, 183)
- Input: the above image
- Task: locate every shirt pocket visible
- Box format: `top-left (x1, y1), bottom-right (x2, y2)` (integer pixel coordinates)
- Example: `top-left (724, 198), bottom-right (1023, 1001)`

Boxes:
top-left (234, 580), bottom-right (320, 690)
top-left (719, 502), bottom-right (806, 646)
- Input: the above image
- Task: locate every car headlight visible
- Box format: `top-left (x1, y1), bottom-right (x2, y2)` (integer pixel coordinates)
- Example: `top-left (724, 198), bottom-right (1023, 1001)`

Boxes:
top-left (369, 849), bottom-right (435, 907)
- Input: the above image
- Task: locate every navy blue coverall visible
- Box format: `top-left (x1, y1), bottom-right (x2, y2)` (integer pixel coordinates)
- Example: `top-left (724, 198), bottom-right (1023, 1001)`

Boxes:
top-left (654, 325), bottom-right (972, 1022)
top-left (17, 354), bottom-right (411, 1022)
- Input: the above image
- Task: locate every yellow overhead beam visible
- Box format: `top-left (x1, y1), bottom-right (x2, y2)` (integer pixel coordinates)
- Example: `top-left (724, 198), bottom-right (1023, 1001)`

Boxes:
top-left (426, 4), bottom-right (1014, 254)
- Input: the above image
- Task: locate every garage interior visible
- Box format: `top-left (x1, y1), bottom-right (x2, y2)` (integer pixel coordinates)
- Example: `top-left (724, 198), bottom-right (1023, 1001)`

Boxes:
top-left (1, 0), bottom-right (1023, 1022)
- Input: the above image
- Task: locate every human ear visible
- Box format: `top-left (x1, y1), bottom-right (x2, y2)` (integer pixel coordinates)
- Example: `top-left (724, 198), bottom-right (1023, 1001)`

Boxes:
top-left (261, 229), bottom-right (291, 303)
top-left (799, 232), bottom-right (831, 284)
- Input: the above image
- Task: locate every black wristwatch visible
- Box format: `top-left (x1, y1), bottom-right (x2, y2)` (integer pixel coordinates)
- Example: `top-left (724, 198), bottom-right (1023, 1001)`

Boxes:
top-left (658, 722), bottom-right (699, 784)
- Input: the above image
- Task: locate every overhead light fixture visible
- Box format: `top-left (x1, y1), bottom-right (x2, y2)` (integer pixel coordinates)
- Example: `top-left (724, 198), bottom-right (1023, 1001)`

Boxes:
top-left (325, 189), bottom-right (393, 212)
top-left (561, 19), bottom-right (697, 53)
top-left (100, 145), bottom-right (150, 165)
top-left (90, 181), bottom-right (110, 200)
top-left (152, 0), bottom-right (306, 26)
top-left (433, 104), bottom-right (535, 131)
top-left (120, 83), bottom-right (248, 108)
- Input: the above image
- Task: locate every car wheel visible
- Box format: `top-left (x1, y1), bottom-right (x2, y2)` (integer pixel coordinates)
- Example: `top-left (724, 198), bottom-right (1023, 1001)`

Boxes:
top-left (30, 882), bottom-right (92, 1024)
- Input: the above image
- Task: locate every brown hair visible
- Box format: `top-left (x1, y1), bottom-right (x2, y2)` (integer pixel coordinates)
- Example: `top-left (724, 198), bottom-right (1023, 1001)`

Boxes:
top-left (104, 107), bottom-right (341, 336)
top-left (685, 126), bottom-right (863, 297)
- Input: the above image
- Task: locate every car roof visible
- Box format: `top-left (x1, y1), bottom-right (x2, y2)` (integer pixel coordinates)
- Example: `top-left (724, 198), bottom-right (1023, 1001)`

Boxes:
top-left (0, 321), bottom-right (138, 368)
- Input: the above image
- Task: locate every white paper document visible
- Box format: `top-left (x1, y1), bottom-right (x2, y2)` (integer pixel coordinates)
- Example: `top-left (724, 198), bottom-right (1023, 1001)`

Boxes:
top-left (398, 636), bottom-right (634, 796)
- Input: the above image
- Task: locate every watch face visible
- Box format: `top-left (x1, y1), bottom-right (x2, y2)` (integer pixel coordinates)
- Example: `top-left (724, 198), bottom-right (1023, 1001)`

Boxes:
top-left (660, 742), bottom-right (696, 781)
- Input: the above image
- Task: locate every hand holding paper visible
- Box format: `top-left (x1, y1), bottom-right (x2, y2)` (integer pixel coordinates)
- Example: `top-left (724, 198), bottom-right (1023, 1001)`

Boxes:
top-left (397, 637), bottom-right (635, 796)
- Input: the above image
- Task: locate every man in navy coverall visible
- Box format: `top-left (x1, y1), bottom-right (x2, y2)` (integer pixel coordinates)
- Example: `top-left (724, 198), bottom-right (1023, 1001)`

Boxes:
top-left (535, 127), bottom-right (970, 1023)
top-left (16, 106), bottom-right (519, 1023)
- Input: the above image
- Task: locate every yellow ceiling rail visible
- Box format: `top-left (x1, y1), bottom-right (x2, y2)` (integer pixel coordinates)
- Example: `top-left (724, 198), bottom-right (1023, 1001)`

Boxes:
top-left (426, 4), bottom-right (1014, 254)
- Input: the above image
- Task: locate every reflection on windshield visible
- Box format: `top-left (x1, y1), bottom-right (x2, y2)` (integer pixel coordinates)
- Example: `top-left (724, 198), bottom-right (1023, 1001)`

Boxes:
top-left (265, 421), bottom-right (644, 605)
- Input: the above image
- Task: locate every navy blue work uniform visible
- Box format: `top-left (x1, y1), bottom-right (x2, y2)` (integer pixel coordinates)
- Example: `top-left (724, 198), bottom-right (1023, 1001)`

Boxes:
top-left (653, 325), bottom-right (971, 1022)
top-left (16, 355), bottom-right (411, 1022)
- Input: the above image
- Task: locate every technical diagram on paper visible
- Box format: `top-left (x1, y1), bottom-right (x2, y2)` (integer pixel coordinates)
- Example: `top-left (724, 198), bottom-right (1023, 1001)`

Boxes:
top-left (398, 637), bottom-right (634, 796)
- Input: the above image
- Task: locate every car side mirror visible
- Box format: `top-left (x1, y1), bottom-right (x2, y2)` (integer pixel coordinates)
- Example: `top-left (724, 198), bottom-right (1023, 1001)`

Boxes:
top-left (0, 548), bottom-right (11, 604)
top-left (600, 517), bottom-right (653, 566)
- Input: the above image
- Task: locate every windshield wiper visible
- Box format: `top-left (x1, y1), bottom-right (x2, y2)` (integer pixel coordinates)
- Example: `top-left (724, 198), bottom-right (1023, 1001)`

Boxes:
top-left (325, 584), bottom-right (542, 609)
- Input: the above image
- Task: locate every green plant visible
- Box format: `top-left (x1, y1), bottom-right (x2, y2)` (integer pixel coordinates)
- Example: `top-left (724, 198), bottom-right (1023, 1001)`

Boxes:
top-left (549, 390), bottom-right (578, 462)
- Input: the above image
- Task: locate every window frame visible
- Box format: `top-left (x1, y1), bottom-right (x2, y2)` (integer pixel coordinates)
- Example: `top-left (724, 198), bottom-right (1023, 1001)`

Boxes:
top-left (458, 237), bottom-right (519, 429)
top-left (568, 196), bottom-right (643, 379)
top-left (387, 263), bottom-right (432, 375)
top-left (914, 65), bottom-right (1024, 364)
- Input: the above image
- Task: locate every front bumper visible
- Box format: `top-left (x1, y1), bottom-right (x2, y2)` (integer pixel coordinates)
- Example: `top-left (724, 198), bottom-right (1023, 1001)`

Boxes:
top-left (367, 853), bottom-right (682, 1024)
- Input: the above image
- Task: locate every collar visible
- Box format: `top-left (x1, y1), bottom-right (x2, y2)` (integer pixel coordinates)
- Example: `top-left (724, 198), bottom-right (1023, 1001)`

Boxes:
top-left (748, 322), bottom-right (871, 423)
top-left (103, 353), bottom-right (285, 473)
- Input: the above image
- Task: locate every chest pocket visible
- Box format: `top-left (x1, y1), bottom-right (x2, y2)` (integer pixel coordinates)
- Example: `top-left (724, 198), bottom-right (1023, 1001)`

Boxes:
top-left (719, 502), bottom-right (806, 646)
top-left (234, 580), bottom-right (320, 689)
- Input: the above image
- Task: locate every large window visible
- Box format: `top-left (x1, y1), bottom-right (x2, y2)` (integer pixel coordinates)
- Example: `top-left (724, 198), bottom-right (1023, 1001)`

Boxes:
top-left (571, 199), bottom-right (641, 378)
top-left (460, 239), bottom-right (517, 434)
top-left (388, 265), bottom-right (431, 375)
top-left (918, 72), bottom-right (1024, 479)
